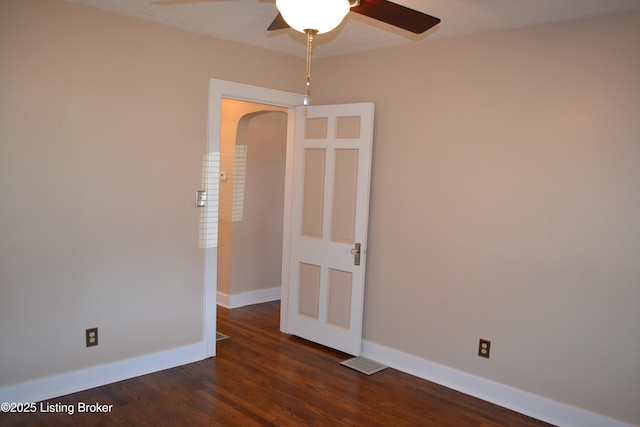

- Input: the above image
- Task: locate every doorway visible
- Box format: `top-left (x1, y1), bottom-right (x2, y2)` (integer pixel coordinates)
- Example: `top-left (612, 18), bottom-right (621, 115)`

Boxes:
top-left (216, 100), bottom-right (288, 308)
top-left (204, 79), bottom-right (304, 358)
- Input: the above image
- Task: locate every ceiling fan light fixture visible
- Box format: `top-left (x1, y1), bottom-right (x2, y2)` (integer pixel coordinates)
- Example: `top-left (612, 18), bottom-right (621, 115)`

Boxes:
top-left (276, 0), bottom-right (350, 34)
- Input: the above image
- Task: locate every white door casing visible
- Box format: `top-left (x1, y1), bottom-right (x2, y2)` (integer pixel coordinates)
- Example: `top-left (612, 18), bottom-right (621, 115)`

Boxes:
top-left (286, 103), bottom-right (375, 356)
top-left (205, 79), bottom-right (304, 358)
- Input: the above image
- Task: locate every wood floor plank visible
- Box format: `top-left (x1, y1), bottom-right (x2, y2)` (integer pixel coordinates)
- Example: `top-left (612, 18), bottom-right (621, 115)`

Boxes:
top-left (1, 301), bottom-right (554, 426)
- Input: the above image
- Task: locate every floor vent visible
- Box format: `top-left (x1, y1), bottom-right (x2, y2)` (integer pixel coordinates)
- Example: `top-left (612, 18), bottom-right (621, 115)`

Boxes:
top-left (340, 356), bottom-right (388, 375)
top-left (216, 332), bottom-right (229, 341)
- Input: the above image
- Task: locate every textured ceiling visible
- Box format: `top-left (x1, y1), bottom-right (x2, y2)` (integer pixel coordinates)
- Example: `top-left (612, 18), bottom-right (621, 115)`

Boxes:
top-left (66, 0), bottom-right (640, 58)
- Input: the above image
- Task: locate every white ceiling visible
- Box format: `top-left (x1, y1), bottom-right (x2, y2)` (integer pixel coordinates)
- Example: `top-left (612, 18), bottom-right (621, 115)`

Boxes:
top-left (66, 0), bottom-right (640, 58)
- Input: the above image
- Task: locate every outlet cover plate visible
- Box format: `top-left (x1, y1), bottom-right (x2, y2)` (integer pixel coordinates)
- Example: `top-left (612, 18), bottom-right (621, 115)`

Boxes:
top-left (478, 338), bottom-right (490, 358)
top-left (86, 327), bottom-right (98, 347)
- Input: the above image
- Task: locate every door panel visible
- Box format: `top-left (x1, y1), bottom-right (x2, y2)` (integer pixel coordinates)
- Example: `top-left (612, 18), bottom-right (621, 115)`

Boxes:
top-left (331, 149), bottom-right (359, 244)
top-left (298, 262), bottom-right (321, 319)
top-left (286, 103), bottom-right (374, 356)
top-left (301, 149), bottom-right (326, 238)
top-left (327, 268), bottom-right (353, 328)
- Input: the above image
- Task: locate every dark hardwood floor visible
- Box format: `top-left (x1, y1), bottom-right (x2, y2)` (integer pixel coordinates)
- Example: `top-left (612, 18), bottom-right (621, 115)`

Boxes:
top-left (1, 301), bottom-right (554, 426)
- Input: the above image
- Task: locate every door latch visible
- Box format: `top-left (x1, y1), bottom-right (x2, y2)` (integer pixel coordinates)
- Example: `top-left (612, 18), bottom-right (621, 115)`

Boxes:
top-left (351, 243), bottom-right (361, 266)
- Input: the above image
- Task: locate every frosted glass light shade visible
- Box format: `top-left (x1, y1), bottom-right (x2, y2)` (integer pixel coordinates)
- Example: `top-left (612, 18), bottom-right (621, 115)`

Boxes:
top-left (276, 0), bottom-right (350, 34)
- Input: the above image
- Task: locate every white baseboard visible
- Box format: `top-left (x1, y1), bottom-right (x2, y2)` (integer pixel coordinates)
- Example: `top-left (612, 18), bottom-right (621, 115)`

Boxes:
top-left (217, 286), bottom-right (280, 309)
top-left (362, 340), bottom-right (634, 427)
top-left (3, 332), bottom-right (630, 427)
top-left (0, 343), bottom-right (204, 405)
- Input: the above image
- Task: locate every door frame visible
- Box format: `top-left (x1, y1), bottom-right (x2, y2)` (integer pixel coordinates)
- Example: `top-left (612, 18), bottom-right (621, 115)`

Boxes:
top-left (204, 79), bottom-right (304, 358)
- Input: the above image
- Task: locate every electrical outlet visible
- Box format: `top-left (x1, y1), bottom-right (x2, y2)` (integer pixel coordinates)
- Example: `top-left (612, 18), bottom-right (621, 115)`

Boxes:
top-left (86, 327), bottom-right (98, 347)
top-left (478, 339), bottom-right (490, 359)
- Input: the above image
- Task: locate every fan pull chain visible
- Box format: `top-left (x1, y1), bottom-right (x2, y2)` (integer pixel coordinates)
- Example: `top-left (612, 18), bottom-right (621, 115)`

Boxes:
top-left (304, 29), bottom-right (318, 106)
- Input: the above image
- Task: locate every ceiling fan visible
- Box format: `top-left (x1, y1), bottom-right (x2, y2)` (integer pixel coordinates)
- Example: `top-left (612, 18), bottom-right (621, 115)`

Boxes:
top-left (268, 0), bottom-right (440, 35)
top-left (153, 0), bottom-right (441, 34)
top-left (154, 0), bottom-right (441, 103)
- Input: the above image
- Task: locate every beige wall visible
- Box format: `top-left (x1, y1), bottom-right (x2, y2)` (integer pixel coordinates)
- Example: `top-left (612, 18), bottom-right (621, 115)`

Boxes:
top-left (313, 11), bottom-right (640, 426)
top-left (218, 100), bottom-right (287, 297)
top-left (2, 0), bottom-right (640, 425)
top-left (0, 0), bottom-right (301, 387)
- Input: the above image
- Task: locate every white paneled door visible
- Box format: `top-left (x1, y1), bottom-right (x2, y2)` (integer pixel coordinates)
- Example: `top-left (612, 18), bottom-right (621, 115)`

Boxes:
top-left (285, 103), bottom-right (374, 356)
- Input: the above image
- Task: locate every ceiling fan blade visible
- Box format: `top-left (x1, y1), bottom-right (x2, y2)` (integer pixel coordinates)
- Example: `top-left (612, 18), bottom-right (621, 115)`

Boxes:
top-left (267, 13), bottom-right (290, 31)
top-left (352, 0), bottom-right (440, 34)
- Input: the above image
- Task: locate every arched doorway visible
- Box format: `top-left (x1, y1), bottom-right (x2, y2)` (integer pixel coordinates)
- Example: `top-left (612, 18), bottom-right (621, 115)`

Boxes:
top-left (217, 101), bottom-right (288, 308)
